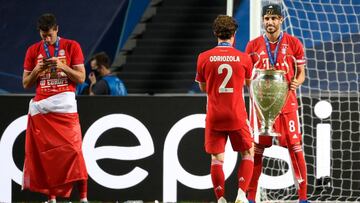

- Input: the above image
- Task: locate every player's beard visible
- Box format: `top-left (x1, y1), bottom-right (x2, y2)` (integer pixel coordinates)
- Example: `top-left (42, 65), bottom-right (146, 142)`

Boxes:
top-left (265, 25), bottom-right (278, 34)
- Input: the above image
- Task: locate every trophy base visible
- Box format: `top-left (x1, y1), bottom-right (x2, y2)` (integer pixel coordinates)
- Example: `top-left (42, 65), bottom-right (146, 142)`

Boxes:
top-left (258, 129), bottom-right (281, 137)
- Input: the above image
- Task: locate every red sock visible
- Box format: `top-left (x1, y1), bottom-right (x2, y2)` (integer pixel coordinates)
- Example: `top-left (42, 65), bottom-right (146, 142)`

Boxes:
top-left (247, 146), bottom-right (264, 201)
top-left (77, 179), bottom-right (88, 199)
top-left (237, 155), bottom-right (254, 192)
top-left (211, 159), bottom-right (225, 199)
top-left (291, 145), bottom-right (308, 200)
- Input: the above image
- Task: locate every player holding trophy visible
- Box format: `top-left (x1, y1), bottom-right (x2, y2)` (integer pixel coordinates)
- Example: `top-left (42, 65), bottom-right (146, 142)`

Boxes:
top-left (245, 4), bottom-right (309, 203)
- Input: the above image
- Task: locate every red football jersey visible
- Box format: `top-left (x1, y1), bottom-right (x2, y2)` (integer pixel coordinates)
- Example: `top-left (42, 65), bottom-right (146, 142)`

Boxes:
top-left (196, 45), bottom-right (252, 130)
top-left (245, 32), bottom-right (306, 113)
top-left (23, 37), bottom-right (84, 101)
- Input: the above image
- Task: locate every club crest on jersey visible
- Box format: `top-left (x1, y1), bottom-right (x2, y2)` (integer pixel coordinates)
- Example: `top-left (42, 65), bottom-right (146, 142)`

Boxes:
top-left (281, 44), bottom-right (288, 55)
top-left (59, 49), bottom-right (65, 56)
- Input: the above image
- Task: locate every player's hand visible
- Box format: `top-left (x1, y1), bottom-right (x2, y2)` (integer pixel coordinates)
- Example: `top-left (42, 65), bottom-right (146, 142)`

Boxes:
top-left (290, 78), bottom-right (300, 91)
top-left (34, 60), bottom-right (49, 75)
top-left (88, 72), bottom-right (96, 85)
top-left (45, 57), bottom-right (65, 70)
top-left (42, 57), bottom-right (52, 68)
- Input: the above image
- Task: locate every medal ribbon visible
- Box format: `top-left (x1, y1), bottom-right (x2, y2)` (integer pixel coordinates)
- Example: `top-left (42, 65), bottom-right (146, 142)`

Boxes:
top-left (218, 42), bottom-right (232, 46)
top-left (43, 37), bottom-right (60, 78)
top-left (43, 37), bottom-right (60, 58)
top-left (264, 32), bottom-right (283, 68)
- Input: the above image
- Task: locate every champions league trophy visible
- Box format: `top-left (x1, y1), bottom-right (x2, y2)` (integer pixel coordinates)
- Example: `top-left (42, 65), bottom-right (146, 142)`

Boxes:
top-left (250, 54), bottom-right (297, 136)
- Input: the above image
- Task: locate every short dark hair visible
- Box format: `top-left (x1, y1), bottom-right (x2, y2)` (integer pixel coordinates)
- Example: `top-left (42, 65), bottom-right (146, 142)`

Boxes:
top-left (262, 4), bottom-right (282, 17)
top-left (37, 13), bottom-right (57, 31)
top-left (212, 15), bottom-right (238, 40)
top-left (91, 52), bottom-right (111, 69)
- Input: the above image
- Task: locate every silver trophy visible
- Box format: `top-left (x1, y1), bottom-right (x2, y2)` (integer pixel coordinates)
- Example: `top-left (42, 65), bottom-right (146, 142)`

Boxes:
top-left (250, 55), bottom-right (297, 136)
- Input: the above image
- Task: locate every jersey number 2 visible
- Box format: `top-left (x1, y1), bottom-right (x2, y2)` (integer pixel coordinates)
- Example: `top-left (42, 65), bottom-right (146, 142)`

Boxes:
top-left (218, 64), bottom-right (233, 93)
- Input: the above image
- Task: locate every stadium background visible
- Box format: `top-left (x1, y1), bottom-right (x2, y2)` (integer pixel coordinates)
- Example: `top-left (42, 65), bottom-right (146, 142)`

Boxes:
top-left (0, 0), bottom-right (359, 202)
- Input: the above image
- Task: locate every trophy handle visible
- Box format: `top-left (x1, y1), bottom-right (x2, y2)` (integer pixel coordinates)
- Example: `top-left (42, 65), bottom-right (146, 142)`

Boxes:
top-left (249, 52), bottom-right (261, 81)
top-left (250, 83), bottom-right (265, 120)
top-left (283, 55), bottom-right (298, 80)
top-left (248, 52), bottom-right (264, 139)
top-left (249, 52), bottom-right (261, 67)
top-left (248, 52), bottom-right (260, 106)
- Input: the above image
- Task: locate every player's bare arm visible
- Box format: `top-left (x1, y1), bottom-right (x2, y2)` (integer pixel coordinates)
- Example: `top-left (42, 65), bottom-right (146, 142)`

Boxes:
top-left (198, 82), bottom-right (206, 92)
top-left (22, 60), bottom-right (48, 88)
top-left (290, 64), bottom-right (305, 91)
top-left (245, 79), bottom-right (251, 86)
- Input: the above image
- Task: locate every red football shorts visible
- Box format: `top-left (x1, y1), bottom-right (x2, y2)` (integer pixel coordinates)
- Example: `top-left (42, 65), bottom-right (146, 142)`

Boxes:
top-left (257, 111), bottom-right (302, 147)
top-left (205, 125), bottom-right (253, 154)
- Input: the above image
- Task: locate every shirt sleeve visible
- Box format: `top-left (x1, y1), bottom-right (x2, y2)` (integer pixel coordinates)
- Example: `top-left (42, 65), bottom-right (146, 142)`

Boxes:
top-left (92, 79), bottom-right (109, 95)
top-left (71, 41), bottom-right (84, 66)
top-left (245, 41), bottom-right (252, 55)
top-left (23, 46), bottom-right (35, 72)
top-left (195, 53), bottom-right (206, 83)
top-left (293, 38), bottom-right (306, 66)
top-left (118, 79), bottom-right (128, 96)
top-left (245, 41), bottom-right (259, 66)
top-left (244, 54), bottom-right (253, 79)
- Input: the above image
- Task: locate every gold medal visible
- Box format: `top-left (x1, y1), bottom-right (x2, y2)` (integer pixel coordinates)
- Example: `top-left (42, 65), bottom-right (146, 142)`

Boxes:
top-left (50, 67), bottom-right (57, 78)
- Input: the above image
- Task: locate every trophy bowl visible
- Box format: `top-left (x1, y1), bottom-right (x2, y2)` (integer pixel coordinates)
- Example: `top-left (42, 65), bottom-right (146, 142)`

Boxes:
top-left (250, 69), bottom-right (289, 136)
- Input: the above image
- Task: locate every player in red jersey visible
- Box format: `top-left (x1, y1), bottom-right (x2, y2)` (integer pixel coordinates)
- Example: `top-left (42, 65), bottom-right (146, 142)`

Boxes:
top-left (245, 4), bottom-right (309, 203)
top-left (196, 15), bottom-right (254, 203)
top-left (22, 13), bottom-right (88, 203)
